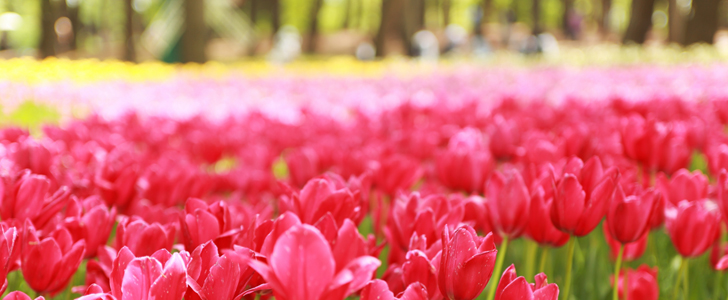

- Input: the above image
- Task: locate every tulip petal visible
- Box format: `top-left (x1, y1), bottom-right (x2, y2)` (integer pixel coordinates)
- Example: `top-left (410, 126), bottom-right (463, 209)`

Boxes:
top-left (121, 257), bottom-right (163, 300)
top-left (533, 284), bottom-right (559, 300)
top-left (499, 277), bottom-right (534, 300)
top-left (149, 254), bottom-right (187, 300)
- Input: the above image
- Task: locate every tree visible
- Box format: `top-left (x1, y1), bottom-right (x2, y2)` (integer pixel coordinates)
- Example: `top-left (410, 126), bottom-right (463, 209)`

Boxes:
top-left (668, 0), bottom-right (685, 43)
top-left (683, 0), bottom-right (721, 44)
top-left (39, 0), bottom-right (56, 58)
top-left (123, 0), bottom-right (136, 61)
top-left (599, 0), bottom-right (611, 35)
top-left (180, 0), bottom-right (206, 63)
top-left (532, 0), bottom-right (541, 34)
top-left (306, 0), bottom-right (324, 53)
top-left (375, 0), bottom-right (406, 56)
top-left (562, 0), bottom-right (575, 39)
top-left (623, 0), bottom-right (655, 44)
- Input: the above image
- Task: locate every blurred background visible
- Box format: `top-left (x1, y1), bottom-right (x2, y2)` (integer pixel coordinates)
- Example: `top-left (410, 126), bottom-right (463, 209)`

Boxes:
top-left (0, 0), bottom-right (726, 62)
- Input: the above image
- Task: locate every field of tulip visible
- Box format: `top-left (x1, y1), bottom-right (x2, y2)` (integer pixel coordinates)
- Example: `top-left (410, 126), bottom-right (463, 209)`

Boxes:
top-left (2, 58), bottom-right (728, 300)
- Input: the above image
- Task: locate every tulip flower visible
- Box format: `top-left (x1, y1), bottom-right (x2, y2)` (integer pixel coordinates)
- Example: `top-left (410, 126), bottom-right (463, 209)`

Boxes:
top-left (486, 168), bottom-right (530, 239)
top-left (373, 154), bottom-right (422, 196)
top-left (94, 146), bottom-right (139, 209)
top-left (114, 216), bottom-right (176, 257)
top-left (550, 156), bottom-right (619, 300)
top-left (248, 224), bottom-right (381, 300)
top-left (603, 225), bottom-right (647, 262)
top-left (717, 169), bottom-right (728, 223)
top-left (80, 246), bottom-right (117, 293)
top-left (494, 264), bottom-right (559, 300)
top-left (665, 200), bottom-right (721, 258)
top-left (711, 241), bottom-right (728, 271)
top-left (63, 196), bottom-right (117, 258)
top-left (439, 226), bottom-right (497, 300)
top-left (21, 220), bottom-right (86, 296)
top-left (2, 292), bottom-right (45, 300)
top-left (436, 127), bottom-right (492, 193)
top-left (285, 147), bottom-right (321, 188)
top-left (185, 242), bottom-right (257, 300)
top-left (526, 187), bottom-right (569, 248)
top-left (180, 198), bottom-right (243, 251)
top-left (610, 265), bottom-right (659, 300)
top-left (109, 247), bottom-right (188, 300)
top-left (402, 250), bottom-right (440, 300)
top-left (0, 171), bottom-right (71, 229)
top-left (0, 225), bottom-right (17, 295)
top-left (656, 169), bottom-right (708, 206)
top-left (278, 176), bottom-right (360, 227)
top-left (360, 280), bottom-right (429, 300)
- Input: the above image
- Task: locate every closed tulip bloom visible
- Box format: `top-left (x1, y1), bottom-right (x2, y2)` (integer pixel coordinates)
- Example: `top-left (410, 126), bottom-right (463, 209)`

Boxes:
top-left (665, 200), bottom-right (721, 257)
top-left (373, 154), bottom-right (423, 196)
top-left (436, 127), bottom-right (492, 193)
top-left (494, 264), bottom-right (559, 300)
top-left (180, 198), bottom-right (242, 251)
top-left (248, 224), bottom-right (381, 300)
top-left (486, 169), bottom-right (530, 238)
top-left (109, 247), bottom-right (188, 300)
top-left (285, 147), bottom-right (320, 188)
top-left (63, 197), bottom-right (117, 258)
top-left (606, 186), bottom-right (659, 244)
top-left (439, 226), bottom-right (497, 300)
top-left (2, 292), bottom-right (45, 300)
top-left (710, 241), bottom-right (728, 271)
top-left (526, 187), bottom-right (569, 247)
top-left (551, 157), bottom-right (620, 237)
top-left (114, 216), bottom-right (176, 257)
top-left (360, 280), bottom-right (428, 300)
top-left (717, 170), bottom-right (728, 224)
top-left (402, 250), bottom-right (440, 300)
top-left (0, 226), bottom-right (17, 295)
top-left (656, 169), bottom-right (708, 206)
top-left (278, 177), bottom-right (360, 227)
top-left (1, 171), bottom-right (71, 229)
top-left (603, 224), bottom-right (647, 261)
top-left (185, 242), bottom-right (256, 300)
top-left (610, 265), bottom-right (659, 300)
top-left (21, 220), bottom-right (86, 296)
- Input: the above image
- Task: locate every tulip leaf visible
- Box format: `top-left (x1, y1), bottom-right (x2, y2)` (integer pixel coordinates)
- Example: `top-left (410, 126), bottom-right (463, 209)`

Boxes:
top-left (272, 156), bottom-right (289, 179)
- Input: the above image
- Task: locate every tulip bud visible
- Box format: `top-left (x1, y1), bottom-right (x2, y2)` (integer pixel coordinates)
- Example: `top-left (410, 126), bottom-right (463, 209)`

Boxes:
top-left (438, 226), bottom-right (497, 300)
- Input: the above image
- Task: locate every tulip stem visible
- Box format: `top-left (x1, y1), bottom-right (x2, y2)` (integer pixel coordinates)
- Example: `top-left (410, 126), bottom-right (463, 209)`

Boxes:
top-left (525, 239), bottom-right (537, 279)
top-left (563, 237), bottom-right (576, 300)
top-left (613, 245), bottom-right (624, 300)
top-left (673, 258), bottom-right (688, 300)
top-left (683, 259), bottom-right (689, 300)
top-left (486, 236), bottom-right (509, 300)
top-left (714, 271), bottom-right (723, 300)
top-left (539, 247), bottom-right (549, 274)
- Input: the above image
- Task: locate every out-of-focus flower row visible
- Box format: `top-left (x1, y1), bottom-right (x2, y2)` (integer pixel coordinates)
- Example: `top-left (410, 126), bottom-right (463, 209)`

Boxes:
top-left (1, 63), bottom-right (728, 300)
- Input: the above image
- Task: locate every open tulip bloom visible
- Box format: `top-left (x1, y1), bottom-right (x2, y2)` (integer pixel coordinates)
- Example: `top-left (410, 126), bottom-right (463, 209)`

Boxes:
top-left (7, 65), bottom-right (728, 300)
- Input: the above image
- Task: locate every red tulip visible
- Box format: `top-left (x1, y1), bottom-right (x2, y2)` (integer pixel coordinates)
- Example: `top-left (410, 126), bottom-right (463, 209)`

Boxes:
top-left (74, 284), bottom-right (115, 300)
top-left (185, 241), bottom-right (257, 300)
top-left (109, 247), bottom-right (188, 300)
top-left (488, 114), bottom-right (521, 160)
top-left (606, 186), bottom-right (659, 244)
top-left (526, 187), bottom-right (569, 247)
top-left (436, 127), bottom-right (492, 193)
top-left (0, 225), bottom-right (17, 295)
top-left (21, 220), bottom-right (86, 296)
top-left (94, 146), bottom-right (139, 209)
top-left (63, 196), bottom-right (117, 258)
top-left (603, 224), bottom-right (647, 261)
top-left (278, 177), bottom-right (360, 227)
top-left (717, 169), bottom-right (728, 223)
top-left (180, 198), bottom-right (242, 251)
top-left (710, 241), bottom-right (728, 271)
top-left (665, 200), bottom-right (721, 257)
top-left (1, 171), bottom-right (71, 229)
top-left (439, 226), bottom-right (497, 300)
top-left (2, 292), bottom-right (45, 300)
top-left (486, 168), bottom-right (530, 238)
top-left (550, 157), bottom-right (619, 236)
top-left (285, 147), bottom-right (321, 188)
top-left (402, 250), bottom-right (440, 300)
top-left (114, 216), bottom-right (176, 257)
top-left (656, 169), bottom-right (708, 206)
top-left (494, 264), bottom-right (559, 300)
top-left (248, 224), bottom-right (381, 300)
top-left (610, 265), bottom-right (659, 300)
top-left (81, 246), bottom-right (117, 293)
top-left (360, 280), bottom-right (429, 300)
top-left (373, 154), bottom-right (422, 196)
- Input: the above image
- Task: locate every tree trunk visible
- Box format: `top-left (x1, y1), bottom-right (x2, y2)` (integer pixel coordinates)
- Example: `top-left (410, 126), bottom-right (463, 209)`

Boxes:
top-left (181, 0), bottom-right (206, 63)
top-left (67, 4), bottom-right (82, 50)
top-left (306, 0), bottom-right (324, 53)
top-left (442, 0), bottom-right (451, 26)
top-left (402, 0), bottom-right (424, 55)
top-left (271, 0), bottom-right (280, 33)
top-left (562, 0), bottom-right (575, 39)
top-left (375, 0), bottom-right (406, 56)
top-left (482, 0), bottom-right (493, 23)
top-left (39, 0), bottom-right (56, 58)
top-left (250, 0), bottom-right (257, 25)
top-left (343, 0), bottom-right (352, 29)
top-left (683, 0), bottom-right (720, 44)
top-left (599, 0), bottom-right (611, 34)
top-left (123, 0), bottom-right (136, 62)
top-left (668, 0), bottom-right (685, 43)
top-left (532, 0), bottom-right (541, 34)
top-left (623, 0), bottom-right (655, 44)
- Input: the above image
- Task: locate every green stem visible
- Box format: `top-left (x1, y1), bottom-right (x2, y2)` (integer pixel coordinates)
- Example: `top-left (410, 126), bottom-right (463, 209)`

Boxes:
top-left (486, 236), bottom-right (509, 300)
top-left (673, 258), bottom-right (687, 300)
top-left (613, 245), bottom-right (624, 300)
top-left (563, 237), bottom-right (577, 300)
top-left (683, 259), bottom-right (689, 300)
top-left (714, 271), bottom-right (724, 300)
top-left (538, 247), bottom-right (549, 274)
top-left (525, 239), bottom-right (538, 279)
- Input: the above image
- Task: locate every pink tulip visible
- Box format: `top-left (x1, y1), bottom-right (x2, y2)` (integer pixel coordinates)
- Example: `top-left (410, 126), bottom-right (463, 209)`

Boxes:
top-left (486, 168), bottom-right (530, 238)
top-left (610, 265), bottom-right (659, 300)
top-left (436, 127), bottom-right (492, 193)
top-left (185, 241), bottom-right (257, 300)
top-left (114, 216), bottom-right (176, 257)
top-left (109, 247), bottom-right (188, 300)
top-left (63, 196), bottom-right (117, 258)
top-left (494, 264), bottom-right (559, 300)
top-left (439, 226), bottom-right (497, 300)
top-left (360, 280), bottom-right (429, 300)
top-left (21, 220), bottom-right (85, 296)
top-left (665, 200), bottom-right (721, 257)
top-left (2, 292), bottom-right (45, 300)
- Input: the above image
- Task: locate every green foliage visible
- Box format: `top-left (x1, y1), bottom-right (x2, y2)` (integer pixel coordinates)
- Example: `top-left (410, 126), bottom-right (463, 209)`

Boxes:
top-left (0, 101), bottom-right (60, 135)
